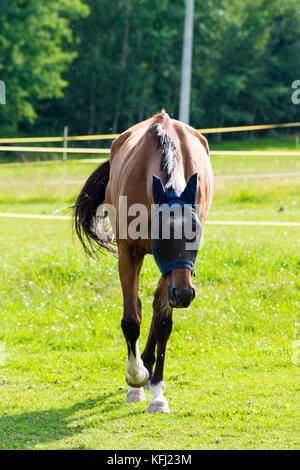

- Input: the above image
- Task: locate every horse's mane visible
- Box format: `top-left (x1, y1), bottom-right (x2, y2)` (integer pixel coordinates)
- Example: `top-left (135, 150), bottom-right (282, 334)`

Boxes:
top-left (150, 110), bottom-right (179, 190)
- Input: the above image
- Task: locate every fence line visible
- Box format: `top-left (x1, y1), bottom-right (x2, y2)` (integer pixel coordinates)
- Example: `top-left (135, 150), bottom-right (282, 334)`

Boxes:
top-left (0, 212), bottom-right (299, 227)
top-left (199, 122), bottom-right (300, 134)
top-left (215, 172), bottom-right (300, 180)
top-left (0, 121), bottom-right (299, 145)
top-left (0, 146), bottom-right (109, 154)
top-left (206, 220), bottom-right (300, 226)
top-left (1, 148), bottom-right (300, 161)
top-left (1, 171), bottom-right (300, 184)
top-left (0, 134), bottom-right (119, 144)
top-left (211, 150), bottom-right (300, 156)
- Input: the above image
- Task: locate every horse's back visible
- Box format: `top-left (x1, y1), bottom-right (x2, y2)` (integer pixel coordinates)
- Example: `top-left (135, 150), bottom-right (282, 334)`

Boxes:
top-left (106, 114), bottom-right (163, 208)
top-left (106, 112), bottom-right (213, 220)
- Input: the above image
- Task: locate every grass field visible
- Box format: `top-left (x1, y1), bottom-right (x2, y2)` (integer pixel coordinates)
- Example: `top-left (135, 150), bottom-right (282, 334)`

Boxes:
top-left (0, 134), bottom-right (299, 450)
top-left (1, 138), bottom-right (300, 223)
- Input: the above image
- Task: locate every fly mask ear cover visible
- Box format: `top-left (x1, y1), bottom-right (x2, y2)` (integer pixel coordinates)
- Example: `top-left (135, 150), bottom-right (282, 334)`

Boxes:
top-left (151, 174), bottom-right (202, 278)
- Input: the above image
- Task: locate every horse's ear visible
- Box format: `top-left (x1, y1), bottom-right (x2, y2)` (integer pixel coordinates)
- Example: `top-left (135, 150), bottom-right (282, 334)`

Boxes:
top-left (152, 175), bottom-right (165, 204)
top-left (181, 173), bottom-right (198, 205)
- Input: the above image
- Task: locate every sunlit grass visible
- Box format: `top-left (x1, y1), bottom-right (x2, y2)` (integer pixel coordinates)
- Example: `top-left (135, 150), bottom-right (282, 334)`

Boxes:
top-left (0, 153), bottom-right (299, 222)
top-left (0, 219), bottom-right (299, 449)
top-left (0, 135), bottom-right (299, 449)
top-left (210, 133), bottom-right (300, 151)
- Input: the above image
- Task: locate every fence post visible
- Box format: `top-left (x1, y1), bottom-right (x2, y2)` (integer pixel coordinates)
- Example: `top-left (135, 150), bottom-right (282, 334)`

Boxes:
top-left (62, 126), bottom-right (68, 200)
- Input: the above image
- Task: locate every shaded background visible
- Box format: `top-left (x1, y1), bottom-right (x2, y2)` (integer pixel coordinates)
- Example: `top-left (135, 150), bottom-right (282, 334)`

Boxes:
top-left (0, 0), bottom-right (300, 138)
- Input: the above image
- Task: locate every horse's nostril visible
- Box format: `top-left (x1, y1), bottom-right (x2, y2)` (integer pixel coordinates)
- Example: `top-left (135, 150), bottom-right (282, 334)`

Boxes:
top-left (172, 287), bottom-right (177, 301)
top-left (169, 286), bottom-right (195, 308)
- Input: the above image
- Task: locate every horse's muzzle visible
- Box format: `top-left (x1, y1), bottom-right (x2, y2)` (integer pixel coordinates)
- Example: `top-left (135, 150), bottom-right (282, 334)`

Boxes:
top-left (167, 284), bottom-right (195, 308)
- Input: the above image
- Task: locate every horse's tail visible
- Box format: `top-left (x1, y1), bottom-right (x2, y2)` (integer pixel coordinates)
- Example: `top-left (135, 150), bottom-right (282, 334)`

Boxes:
top-left (74, 160), bottom-right (116, 256)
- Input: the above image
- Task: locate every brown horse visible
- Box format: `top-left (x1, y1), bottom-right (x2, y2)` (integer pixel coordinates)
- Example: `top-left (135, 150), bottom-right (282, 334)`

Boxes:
top-left (75, 110), bottom-right (213, 413)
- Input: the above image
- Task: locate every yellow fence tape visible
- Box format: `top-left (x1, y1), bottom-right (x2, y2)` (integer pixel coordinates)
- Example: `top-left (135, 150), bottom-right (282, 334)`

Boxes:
top-left (211, 150), bottom-right (300, 156)
top-left (0, 135), bottom-right (119, 144)
top-left (199, 122), bottom-right (300, 134)
top-left (0, 146), bottom-right (109, 154)
top-left (0, 122), bottom-right (299, 144)
top-left (0, 147), bottom-right (300, 157)
top-left (0, 212), bottom-right (299, 227)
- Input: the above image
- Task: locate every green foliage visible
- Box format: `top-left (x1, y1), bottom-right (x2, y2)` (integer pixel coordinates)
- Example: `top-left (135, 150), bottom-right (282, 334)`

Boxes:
top-left (0, 0), bottom-right (89, 135)
top-left (47, 0), bottom-right (186, 135)
top-left (192, 0), bottom-right (300, 127)
top-left (1, 0), bottom-right (300, 138)
top-left (47, 0), bottom-right (300, 134)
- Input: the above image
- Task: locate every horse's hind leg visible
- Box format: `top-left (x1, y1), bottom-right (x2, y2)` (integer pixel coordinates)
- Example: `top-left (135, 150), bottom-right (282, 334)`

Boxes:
top-left (142, 277), bottom-right (173, 413)
top-left (118, 242), bottom-right (149, 400)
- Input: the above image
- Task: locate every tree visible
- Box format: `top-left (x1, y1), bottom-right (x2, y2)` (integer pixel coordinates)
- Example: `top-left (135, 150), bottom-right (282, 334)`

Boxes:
top-left (0, 0), bottom-right (89, 135)
top-left (2, 0), bottom-right (299, 137)
top-left (192, 0), bottom-right (300, 128)
top-left (41, 0), bottom-right (185, 135)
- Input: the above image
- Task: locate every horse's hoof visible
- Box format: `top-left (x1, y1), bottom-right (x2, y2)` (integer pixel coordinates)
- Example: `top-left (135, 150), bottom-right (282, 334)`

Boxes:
top-left (147, 400), bottom-right (170, 414)
top-left (126, 368), bottom-right (149, 388)
top-left (126, 387), bottom-right (145, 403)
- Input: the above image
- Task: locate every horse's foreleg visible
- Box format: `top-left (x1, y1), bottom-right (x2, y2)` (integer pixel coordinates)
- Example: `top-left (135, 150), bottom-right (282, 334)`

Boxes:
top-left (119, 242), bottom-right (149, 397)
top-left (140, 314), bottom-right (156, 384)
top-left (143, 277), bottom-right (173, 413)
top-left (148, 311), bottom-right (173, 413)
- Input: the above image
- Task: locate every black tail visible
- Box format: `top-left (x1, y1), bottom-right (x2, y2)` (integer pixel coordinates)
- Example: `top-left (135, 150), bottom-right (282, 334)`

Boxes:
top-left (74, 160), bottom-right (116, 256)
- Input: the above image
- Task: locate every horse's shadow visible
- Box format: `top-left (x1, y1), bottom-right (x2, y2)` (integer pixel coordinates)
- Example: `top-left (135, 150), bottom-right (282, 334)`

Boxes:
top-left (0, 389), bottom-right (143, 449)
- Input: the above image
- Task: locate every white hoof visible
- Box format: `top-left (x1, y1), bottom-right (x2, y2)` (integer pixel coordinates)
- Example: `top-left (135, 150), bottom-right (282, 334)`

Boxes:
top-left (148, 381), bottom-right (170, 413)
top-left (126, 367), bottom-right (149, 388)
top-left (148, 400), bottom-right (170, 414)
top-left (126, 387), bottom-right (145, 403)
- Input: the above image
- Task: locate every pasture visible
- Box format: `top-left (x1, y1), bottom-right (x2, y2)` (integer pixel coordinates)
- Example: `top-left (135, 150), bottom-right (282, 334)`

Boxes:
top-left (0, 135), bottom-right (299, 449)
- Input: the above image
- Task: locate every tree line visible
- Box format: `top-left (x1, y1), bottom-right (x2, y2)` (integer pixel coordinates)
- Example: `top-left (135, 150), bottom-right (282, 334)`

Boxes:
top-left (0, 0), bottom-right (299, 138)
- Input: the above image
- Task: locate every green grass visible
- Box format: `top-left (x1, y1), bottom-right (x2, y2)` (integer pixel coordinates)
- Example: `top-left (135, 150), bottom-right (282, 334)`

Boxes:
top-left (0, 134), bottom-right (299, 449)
top-left (0, 155), bottom-right (299, 222)
top-left (210, 133), bottom-right (300, 151)
top-left (0, 131), bottom-right (299, 164)
top-left (212, 154), bottom-right (300, 176)
top-left (0, 219), bottom-right (299, 450)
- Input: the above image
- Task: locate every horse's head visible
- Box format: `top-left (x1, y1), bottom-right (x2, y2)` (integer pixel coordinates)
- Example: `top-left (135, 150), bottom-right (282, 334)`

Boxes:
top-left (151, 174), bottom-right (202, 308)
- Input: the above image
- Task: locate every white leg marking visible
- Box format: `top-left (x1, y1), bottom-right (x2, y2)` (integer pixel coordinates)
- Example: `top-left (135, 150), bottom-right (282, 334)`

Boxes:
top-left (145, 380), bottom-right (151, 390)
top-left (126, 385), bottom-right (145, 403)
top-left (126, 342), bottom-right (149, 388)
top-left (148, 381), bottom-right (170, 414)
